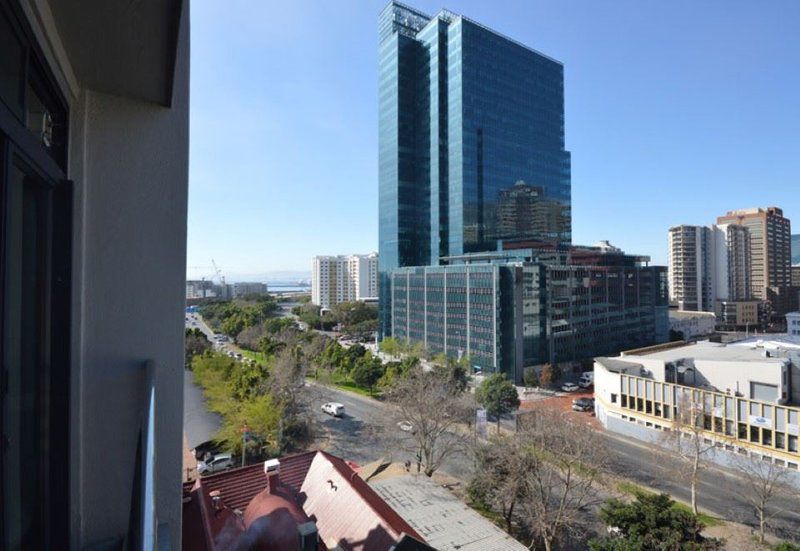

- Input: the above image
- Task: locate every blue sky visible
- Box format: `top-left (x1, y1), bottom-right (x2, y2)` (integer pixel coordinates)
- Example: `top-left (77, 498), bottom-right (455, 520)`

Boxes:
top-left (187, 0), bottom-right (800, 279)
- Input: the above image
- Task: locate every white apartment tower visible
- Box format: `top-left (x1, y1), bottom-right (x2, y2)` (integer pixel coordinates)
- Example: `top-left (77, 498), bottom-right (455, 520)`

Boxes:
top-left (668, 224), bottom-right (750, 311)
top-left (312, 253), bottom-right (378, 308)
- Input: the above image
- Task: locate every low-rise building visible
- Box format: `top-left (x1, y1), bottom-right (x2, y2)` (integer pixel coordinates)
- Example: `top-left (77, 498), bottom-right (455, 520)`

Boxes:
top-left (788, 312), bottom-right (800, 337)
top-left (715, 299), bottom-right (769, 331)
top-left (233, 281), bottom-right (269, 298)
top-left (594, 339), bottom-right (800, 476)
top-left (668, 310), bottom-right (716, 340)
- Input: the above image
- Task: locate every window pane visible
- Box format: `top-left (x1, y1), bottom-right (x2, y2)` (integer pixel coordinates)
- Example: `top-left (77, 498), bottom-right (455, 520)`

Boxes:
top-left (3, 161), bottom-right (48, 549)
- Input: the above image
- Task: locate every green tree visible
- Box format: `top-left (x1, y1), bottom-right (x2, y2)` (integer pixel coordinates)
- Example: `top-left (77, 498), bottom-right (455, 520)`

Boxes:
top-left (435, 356), bottom-right (469, 393)
top-left (523, 366), bottom-right (539, 388)
top-left (476, 373), bottom-right (520, 430)
top-left (380, 337), bottom-right (401, 359)
top-left (351, 353), bottom-right (385, 393)
top-left (589, 493), bottom-right (723, 551)
top-left (185, 328), bottom-right (211, 367)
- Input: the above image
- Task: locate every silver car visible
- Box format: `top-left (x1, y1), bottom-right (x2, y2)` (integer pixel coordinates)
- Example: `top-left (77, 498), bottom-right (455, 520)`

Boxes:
top-left (197, 453), bottom-right (233, 476)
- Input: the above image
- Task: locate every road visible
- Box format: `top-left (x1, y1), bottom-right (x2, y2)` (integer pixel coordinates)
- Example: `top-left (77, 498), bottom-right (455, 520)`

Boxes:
top-left (310, 383), bottom-right (800, 540)
top-left (600, 430), bottom-right (800, 540)
top-left (311, 384), bottom-right (473, 480)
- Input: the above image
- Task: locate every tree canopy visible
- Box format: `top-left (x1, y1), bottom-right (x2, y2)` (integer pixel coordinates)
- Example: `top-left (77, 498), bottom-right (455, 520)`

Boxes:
top-left (476, 373), bottom-right (520, 426)
top-left (589, 493), bottom-right (723, 551)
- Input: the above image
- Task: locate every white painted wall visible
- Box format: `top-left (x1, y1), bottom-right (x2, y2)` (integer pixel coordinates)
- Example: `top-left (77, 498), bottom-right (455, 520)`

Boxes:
top-left (62, 6), bottom-right (190, 549)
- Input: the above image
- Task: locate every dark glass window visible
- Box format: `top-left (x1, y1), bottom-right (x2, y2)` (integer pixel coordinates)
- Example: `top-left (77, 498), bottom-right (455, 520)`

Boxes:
top-left (1, 5), bottom-right (70, 547)
top-left (0, 10), bottom-right (24, 118)
top-left (0, 5), bottom-right (66, 169)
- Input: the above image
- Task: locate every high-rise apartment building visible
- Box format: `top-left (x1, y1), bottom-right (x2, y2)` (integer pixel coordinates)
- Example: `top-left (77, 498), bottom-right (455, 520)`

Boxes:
top-left (312, 253), bottom-right (378, 309)
top-left (667, 224), bottom-right (751, 311)
top-left (378, 1), bottom-right (571, 336)
top-left (716, 207), bottom-right (792, 302)
top-left (668, 225), bottom-right (713, 311)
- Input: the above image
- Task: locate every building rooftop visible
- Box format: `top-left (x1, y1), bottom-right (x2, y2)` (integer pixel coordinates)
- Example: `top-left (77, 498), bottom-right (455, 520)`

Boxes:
top-left (183, 450), bottom-right (424, 550)
top-left (364, 462), bottom-right (527, 551)
top-left (622, 340), bottom-right (790, 364)
top-left (669, 310), bottom-right (717, 319)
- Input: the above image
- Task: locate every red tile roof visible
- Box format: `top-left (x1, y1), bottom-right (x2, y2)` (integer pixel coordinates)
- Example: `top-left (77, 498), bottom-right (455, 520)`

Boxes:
top-left (200, 451), bottom-right (316, 512)
top-left (182, 450), bottom-right (424, 550)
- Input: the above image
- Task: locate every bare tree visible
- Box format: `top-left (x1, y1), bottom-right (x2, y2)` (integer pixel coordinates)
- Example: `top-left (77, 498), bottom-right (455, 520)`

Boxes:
top-left (269, 347), bottom-right (316, 450)
top-left (731, 453), bottom-right (791, 543)
top-left (516, 410), bottom-right (607, 551)
top-left (660, 393), bottom-right (716, 515)
top-left (384, 365), bottom-right (474, 477)
top-left (470, 434), bottom-right (535, 533)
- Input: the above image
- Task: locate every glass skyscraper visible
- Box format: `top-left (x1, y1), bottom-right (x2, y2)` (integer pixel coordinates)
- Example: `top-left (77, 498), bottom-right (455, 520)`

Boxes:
top-left (378, 1), bottom-right (571, 336)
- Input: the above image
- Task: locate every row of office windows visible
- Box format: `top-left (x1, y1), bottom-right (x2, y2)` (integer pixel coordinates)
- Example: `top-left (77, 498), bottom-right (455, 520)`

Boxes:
top-left (617, 374), bottom-right (800, 457)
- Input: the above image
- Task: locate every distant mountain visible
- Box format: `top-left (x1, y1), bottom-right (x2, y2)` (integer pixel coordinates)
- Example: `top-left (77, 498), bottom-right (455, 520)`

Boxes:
top-left (793, 234), bottom-right (800, 265)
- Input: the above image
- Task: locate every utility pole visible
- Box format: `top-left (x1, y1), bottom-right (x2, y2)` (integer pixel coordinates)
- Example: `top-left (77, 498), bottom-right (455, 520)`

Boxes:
top-left (241, 424), bottom-right (249, 467)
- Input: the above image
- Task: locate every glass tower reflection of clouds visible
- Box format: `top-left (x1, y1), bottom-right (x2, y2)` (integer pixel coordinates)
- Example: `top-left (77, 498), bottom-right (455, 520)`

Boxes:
top-left (378, 1), bottom-right (571, 336)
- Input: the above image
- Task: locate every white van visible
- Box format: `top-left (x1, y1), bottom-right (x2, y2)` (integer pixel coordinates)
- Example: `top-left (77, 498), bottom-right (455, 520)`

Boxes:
top-left (578, 372), bottom-right (594, 388)
top-left (321, 402), bottom-right (345, 417)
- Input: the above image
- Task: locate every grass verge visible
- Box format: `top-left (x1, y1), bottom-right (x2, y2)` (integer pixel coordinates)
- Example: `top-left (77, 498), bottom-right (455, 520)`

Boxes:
top-left (615, 481), bottom-right (723, 527)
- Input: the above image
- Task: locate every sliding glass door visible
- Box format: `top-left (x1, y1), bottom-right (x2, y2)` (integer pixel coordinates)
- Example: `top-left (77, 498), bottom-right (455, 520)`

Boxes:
top-left (0, 3), bottom-right (71, 548)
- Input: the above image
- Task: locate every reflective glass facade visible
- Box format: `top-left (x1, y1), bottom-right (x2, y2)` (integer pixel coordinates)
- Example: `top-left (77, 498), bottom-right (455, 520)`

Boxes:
top-left (391, 249), bottom-right (669, 382)
top-left (379, 2), bottom-right (571, 336)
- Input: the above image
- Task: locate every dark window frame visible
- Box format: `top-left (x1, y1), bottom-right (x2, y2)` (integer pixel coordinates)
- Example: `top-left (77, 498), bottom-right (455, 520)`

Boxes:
top-left (0, 1), bottom-right (71, 547)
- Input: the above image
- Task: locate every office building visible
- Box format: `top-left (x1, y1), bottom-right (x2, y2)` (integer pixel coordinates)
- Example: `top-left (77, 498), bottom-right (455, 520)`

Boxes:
top-left (788, 312), bottom-right (800, 337)
top-left (668, 311), bottom-right (716, 340)
top-left (792, 234), bottom-right (800, 264)
top-left (717, 208), bottom-right (792, 307)
top-left (793, 265), bottom-right (800, 287)
top-left (667, 224), bottom-right (751, 312)
top-left (594, 339), bottom-right (800, 478)
top-left (0, 1), bottom-right (189, 548)
top-left (186, 279), bottom-right (217, 299)
top-left (378, 1), bottom-right (571, 336)
top-left (715, 300), bottom-right (770, 331)
top-left (391, 243), bottom-right (668, 382)
top-left (312, 253), bottom-right (378, 309)
top-left (232, 281), bottom-right (269, 298)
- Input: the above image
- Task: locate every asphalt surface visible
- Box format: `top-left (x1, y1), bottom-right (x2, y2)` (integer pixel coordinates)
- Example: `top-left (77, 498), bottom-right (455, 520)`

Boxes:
top-left (311, 384), bottom-right (474, 480)
top-left (310, 383), bottom-right (800, 541)
top-left (600, 430), bottom-right (800, 540)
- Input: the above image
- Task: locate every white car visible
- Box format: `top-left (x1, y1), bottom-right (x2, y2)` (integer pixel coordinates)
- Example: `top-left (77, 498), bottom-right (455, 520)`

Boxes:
top-left (197, 453), bottom-right (233, 476)
top-left (397, 420), bottom-right (414, 433)
top-left (561, 382), bottom-right (579, 392)
top-left (321, 402), bottom-right (345, 417)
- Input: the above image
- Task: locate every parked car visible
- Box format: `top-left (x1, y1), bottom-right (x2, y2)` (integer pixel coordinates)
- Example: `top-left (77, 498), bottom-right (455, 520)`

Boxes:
top-left (197, 453), bottom-right (233, 476)
top-left (572, 397), bottom-right (595, 412)
top-left (561, 382), bottom-right (579, 392)
top-left (578, 372), bottom-right (594, 388)
top-left (321, 402), bottom-right (345, 417)
top-left (397, 420), bottom-right (414, 433)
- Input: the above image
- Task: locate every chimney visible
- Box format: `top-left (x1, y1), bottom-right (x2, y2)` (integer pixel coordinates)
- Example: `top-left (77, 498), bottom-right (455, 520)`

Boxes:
top-left (264, 458), bottom-right (280, 494)
top-left (297, 521), bottom-right (318, 551)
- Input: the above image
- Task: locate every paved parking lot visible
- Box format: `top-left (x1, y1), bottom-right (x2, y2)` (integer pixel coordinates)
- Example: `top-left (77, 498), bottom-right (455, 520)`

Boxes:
top-left (519, 389), bottom-right (601, 428)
